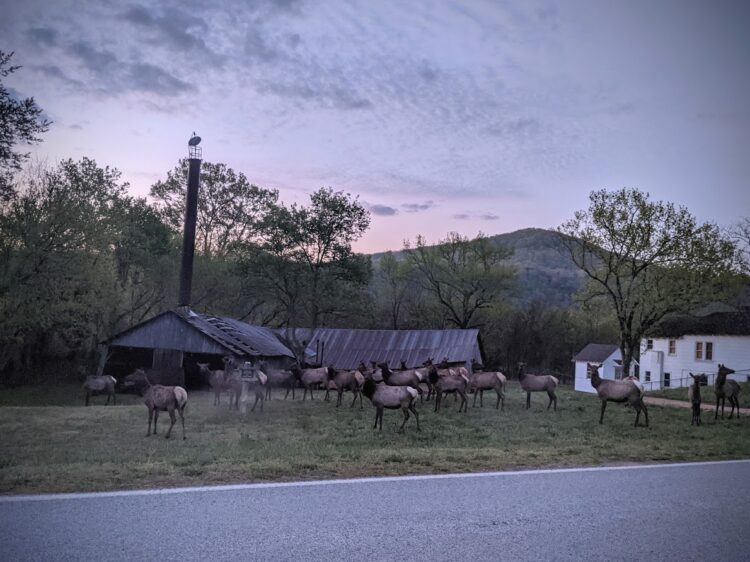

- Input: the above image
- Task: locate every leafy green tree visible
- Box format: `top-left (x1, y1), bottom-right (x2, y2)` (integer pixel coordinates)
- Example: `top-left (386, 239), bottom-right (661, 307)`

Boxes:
top-left (403, 232), bottom-right (514, 328)
top-left (150, 159), bottom-right (278, 257)
top-left (373, 252), bottom-right (414, 329)
top-left (0, 51), bottom-right (50, 200)
top-left (559, 188), bottom-right (736, 375)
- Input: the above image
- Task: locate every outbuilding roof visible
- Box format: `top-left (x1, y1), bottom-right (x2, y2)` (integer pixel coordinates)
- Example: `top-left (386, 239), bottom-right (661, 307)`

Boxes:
top-left (648, 311), bottom-right (750, 338)
top-left (572, 343), bottom-right (619, 364)
top-left (107, 308), bottom-right (295, 358)
top-left (277, 327), bottom-right (483, 370)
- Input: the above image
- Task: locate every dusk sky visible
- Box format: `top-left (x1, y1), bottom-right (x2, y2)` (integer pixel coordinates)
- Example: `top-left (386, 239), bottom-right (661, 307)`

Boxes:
top-left (2, 0), bottom-right (748, 252)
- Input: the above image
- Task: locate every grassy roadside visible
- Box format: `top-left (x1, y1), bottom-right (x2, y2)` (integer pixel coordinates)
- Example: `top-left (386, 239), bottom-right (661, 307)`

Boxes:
top-left (0, 383), bottom-right (748, 494)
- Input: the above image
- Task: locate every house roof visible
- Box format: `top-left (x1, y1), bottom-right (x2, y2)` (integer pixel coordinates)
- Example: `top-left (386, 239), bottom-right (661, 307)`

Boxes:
top-left (572, 343), bottom-right (619, 364)
top-left (277, 327), bottom-right (483, 370)
top-left (648, 311), bottom-right (750, 338)
top-left (107, 308), bottom-right (295, 358)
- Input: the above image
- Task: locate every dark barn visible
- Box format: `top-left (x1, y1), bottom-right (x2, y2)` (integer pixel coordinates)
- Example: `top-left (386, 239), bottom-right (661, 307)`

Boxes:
top-left (103, 308), bottom-right (296, 388)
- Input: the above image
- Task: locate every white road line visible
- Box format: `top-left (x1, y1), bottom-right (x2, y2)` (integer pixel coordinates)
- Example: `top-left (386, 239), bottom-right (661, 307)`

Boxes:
top-left (2, 458), bottom-right (748, 503)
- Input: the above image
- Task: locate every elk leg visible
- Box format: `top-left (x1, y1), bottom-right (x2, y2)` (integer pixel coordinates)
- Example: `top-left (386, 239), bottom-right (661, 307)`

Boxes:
top-left (526, 392), bottom-right (531, 410)
top-left (398, 408), bottom-right (409, 433)
top-left (473, 390), bottom-right (478, 408)
top-left (459, 391), bottom-right (467, 412)
top-left (410, 403), bottom-right (420, 431)
top-left (147, 407), bottom-right (153, 436)
top-left (105, 393), bottom-right (110, 406)
top-left (284, 386), bottom-right (290, 400)
top-left (642, 402), bottom-right (649, 427)
top-left (715, 396), bottom-right (720, 419)
top-left (634, 404), bottom-right (641, 427)
top-left (153, 410), bottom-right (159, 434)
top-left (350, 391), bottom-right (357, 408)
top-left (165, 408), bottom-right (176, 439)
top-left (372, 410), bottom-right (378, 430)
top-left (179, 406), bottom-right (186, 439)
top-left (599, 400), bottom-right (607, 424)
top-left (378, 407), bottom-right (384, 431)
top-left (480, 390), bottom-right (484, 407)
top-left (434, 392), bottom-right (440, 413)
top-left (721, 397), bottom-right (726, 419)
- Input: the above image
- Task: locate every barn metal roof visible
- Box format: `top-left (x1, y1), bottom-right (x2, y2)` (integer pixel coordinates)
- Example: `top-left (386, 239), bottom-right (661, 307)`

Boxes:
top-left (107, 308), bottom-right (295, 358)
top-left (572, 343), bottom-right (619, 364)
top-left (278, 327), bottom-right (483, 369)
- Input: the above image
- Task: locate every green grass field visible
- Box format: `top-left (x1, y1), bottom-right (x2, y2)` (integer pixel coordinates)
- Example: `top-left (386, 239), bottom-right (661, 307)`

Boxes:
top-left (0, 382), bottom-right (748, 494)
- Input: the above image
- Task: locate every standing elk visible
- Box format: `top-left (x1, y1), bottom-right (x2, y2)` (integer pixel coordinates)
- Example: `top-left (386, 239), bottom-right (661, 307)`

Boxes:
top-left (517, 363), bottom-right (558, 411)
top-left (426, 360), bottom-right (468, 413)
top-left (327, 367), bottom-right (366, 408)
top-left (197, 363), bottom-right (226, 406)
top-left (468, 367), bottom-right (506, 410)
top-left (379, 363), bottom-right (423, 399)
top-left (83, 375), bottom-right (117, 406)
top-left (239, 362), bottom-right (269, 413)
top-left (260, 362), bottom-right (296, 400)
top-left (587, 363), bottom-right (648, 427)
top-left (291, 365), bottom-right (330, 401)
top-left (361, 378), bottom-right (420, 433)
top-left (688, 373), bottom-right (706, 426)
top-left (124, 369), bottom-right (187, 439)
top-left (715, 364), bottom-right (741, 420)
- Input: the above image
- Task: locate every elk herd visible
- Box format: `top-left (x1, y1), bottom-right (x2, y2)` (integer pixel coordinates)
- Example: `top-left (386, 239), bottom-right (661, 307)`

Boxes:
top-left (82, 358), bottom-right (744, 437)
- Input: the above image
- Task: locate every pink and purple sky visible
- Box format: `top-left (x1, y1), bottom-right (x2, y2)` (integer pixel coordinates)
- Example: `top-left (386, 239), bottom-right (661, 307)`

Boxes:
top-left (2, 0), bottom-right (749, 252)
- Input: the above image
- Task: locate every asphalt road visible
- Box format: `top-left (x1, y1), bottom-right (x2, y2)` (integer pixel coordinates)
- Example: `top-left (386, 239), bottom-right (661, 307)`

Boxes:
top-left (1, 460), bottom-right (749, 561)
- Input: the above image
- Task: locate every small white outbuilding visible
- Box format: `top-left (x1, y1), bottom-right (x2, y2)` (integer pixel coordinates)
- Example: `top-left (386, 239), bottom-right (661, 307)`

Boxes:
top-left (573, 343), bottom-right (623, 394)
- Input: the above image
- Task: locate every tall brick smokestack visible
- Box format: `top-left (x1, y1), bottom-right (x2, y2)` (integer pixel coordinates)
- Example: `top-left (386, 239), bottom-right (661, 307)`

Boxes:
top-left (178, 134), bottom-right (202, 307)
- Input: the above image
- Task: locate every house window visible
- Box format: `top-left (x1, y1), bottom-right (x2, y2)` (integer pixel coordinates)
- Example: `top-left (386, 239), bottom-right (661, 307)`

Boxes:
top-left (646, 339), bottom-right (653, 350)
top-left (668, 339), bottom-right (676, 355)
top-left (695, 342), bottom-right (703, 360)
top-left (705, 342), bottom-right (713, 361)
top-left (645, 371), bottom-right (651, 382)
top-left (664, 372), bottom-right (671, 387)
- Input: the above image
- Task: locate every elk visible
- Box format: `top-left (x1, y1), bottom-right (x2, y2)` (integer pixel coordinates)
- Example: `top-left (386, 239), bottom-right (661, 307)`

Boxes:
top-left (468, 368), bottom-right (506, 410)
top-left (260, 362), bottom-right (296, 400)
top-left (688, 373), bottom-right (705, 426)
top-left (517, 363), bottom-right (558, 411)
top-left (197, 362), bottom-right (225, 406)
top-left (291, 365), bottom-right (329, 401)
top-left (587, 363), bottom-right (648, 427)
top-left (124, 369), bottom-right (187, 439)
top-left (361, 378), bottom-right (420, 433)
top-left (239, 363), bottom-right (269, 414)
top-left (715, 364), bottom-right (741, 420)
top-left (426, 361), bottom-right (468, 413)
top-left (379, 363), bottom-right (423, 398)
top-left (222, 357), bottom-right (243, 410)
top-left (327, 367), bottom-right (366, 408)
top-left (83, 375), bottom-right (117, 406)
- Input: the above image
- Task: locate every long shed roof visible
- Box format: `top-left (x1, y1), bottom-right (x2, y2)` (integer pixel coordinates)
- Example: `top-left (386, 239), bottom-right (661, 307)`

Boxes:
top-left (277, 327), bottom-right (483, 369)
top-left (107, 308), bottom-right (295, 358)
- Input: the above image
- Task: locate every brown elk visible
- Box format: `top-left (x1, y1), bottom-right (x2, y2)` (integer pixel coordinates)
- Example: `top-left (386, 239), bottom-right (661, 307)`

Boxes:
top-left (468, 368), bottom-right (506, 410)
top-left (259, 361), bottom-right (296, 400)
top-left (124, 369), bottom-right (187, 439)
top-left (361, 378), bottom-right (420, 433)
top-left (688, 373), bottom-right (706, 426)
top-left (517, 363), bottom-right (558, 411)
top-left (197, 363), bottom-right (225, 406)
top-left (327, 367), bottom-right (366, 408)
top-left (426, 361), bottom-right (468, 413)
top-left (239, 363), bottom-right (269, 414)
top-left (715, 364), bottom-right (741, 419)
top-left (222, 357), bottom-right (243, 410)
top-left (379, 363), bottom-right (423, 398)
top-left (291, 365), bottom-right (329, 401)
top-left (83, 375), bottom-right (117, 406)
top-left (587, 363), bottom-right (648, 427)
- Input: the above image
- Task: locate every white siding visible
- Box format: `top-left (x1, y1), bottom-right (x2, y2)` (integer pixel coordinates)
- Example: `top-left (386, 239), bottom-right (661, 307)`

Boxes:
top-left (574, 349), bottom-right (622, 393)
top-left (639, 335), bottom-right (750, 390)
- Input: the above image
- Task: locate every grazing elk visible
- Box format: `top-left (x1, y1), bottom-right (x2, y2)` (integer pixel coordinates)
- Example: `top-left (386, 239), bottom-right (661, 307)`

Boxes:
top-left (327, 367), bottom-right (366, 408)
top-left (197, 362), bottom-right (226, 406)
top-left (291, 365), bottom-right (330, 401)
top-left (426, 361), bottom-right (468, 413)
top-left (688, 373), bottom-right (706, 426)
top-left (124, 369), bottom-right (187, 439)
top-left (361, 378), bottom-right (420, 433)
top-left (715, 364), bottom-right (741, 420)
top-left (83, 375), bottom-right (117, 406)
top-left (517, 363), bottom-right (558, 411)
top-left (587, 363), bottom-right (648, 427)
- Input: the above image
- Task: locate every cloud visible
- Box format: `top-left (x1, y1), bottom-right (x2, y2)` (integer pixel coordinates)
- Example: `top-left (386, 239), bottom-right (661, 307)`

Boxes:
top-left (27, 27), bottom-right (58, 46)
top-left (67, 41), bottom-right (118, 75)
top-left (484, 117), bottom-right (540, 137)
top-left (32, 64), bottom-right (84, 87)
top-left (452, 213), bottom-right (470, 220)
top-left (369, 204), bottom-right (398, 216)
top-left (480, 212), bottom-right (499, 220)
top-left (245, 27), bottom-right (282, 63)
top-left (122, 5), bottom-right (207, 50)
top-left (401, 200), bottom-right (435, 212)
top-left (128, 62), bottom-right (194, 96)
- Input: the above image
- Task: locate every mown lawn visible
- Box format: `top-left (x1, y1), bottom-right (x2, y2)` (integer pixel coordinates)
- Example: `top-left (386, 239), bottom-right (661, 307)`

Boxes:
top-left (0, 382), bottom-right (747, 494)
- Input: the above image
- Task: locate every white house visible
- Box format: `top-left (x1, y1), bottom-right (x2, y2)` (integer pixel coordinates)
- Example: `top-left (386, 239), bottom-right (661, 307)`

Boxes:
top-left (638, 308), bottom-right (750, 391)
top-left (573, 343), bottom-right (625, 394)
